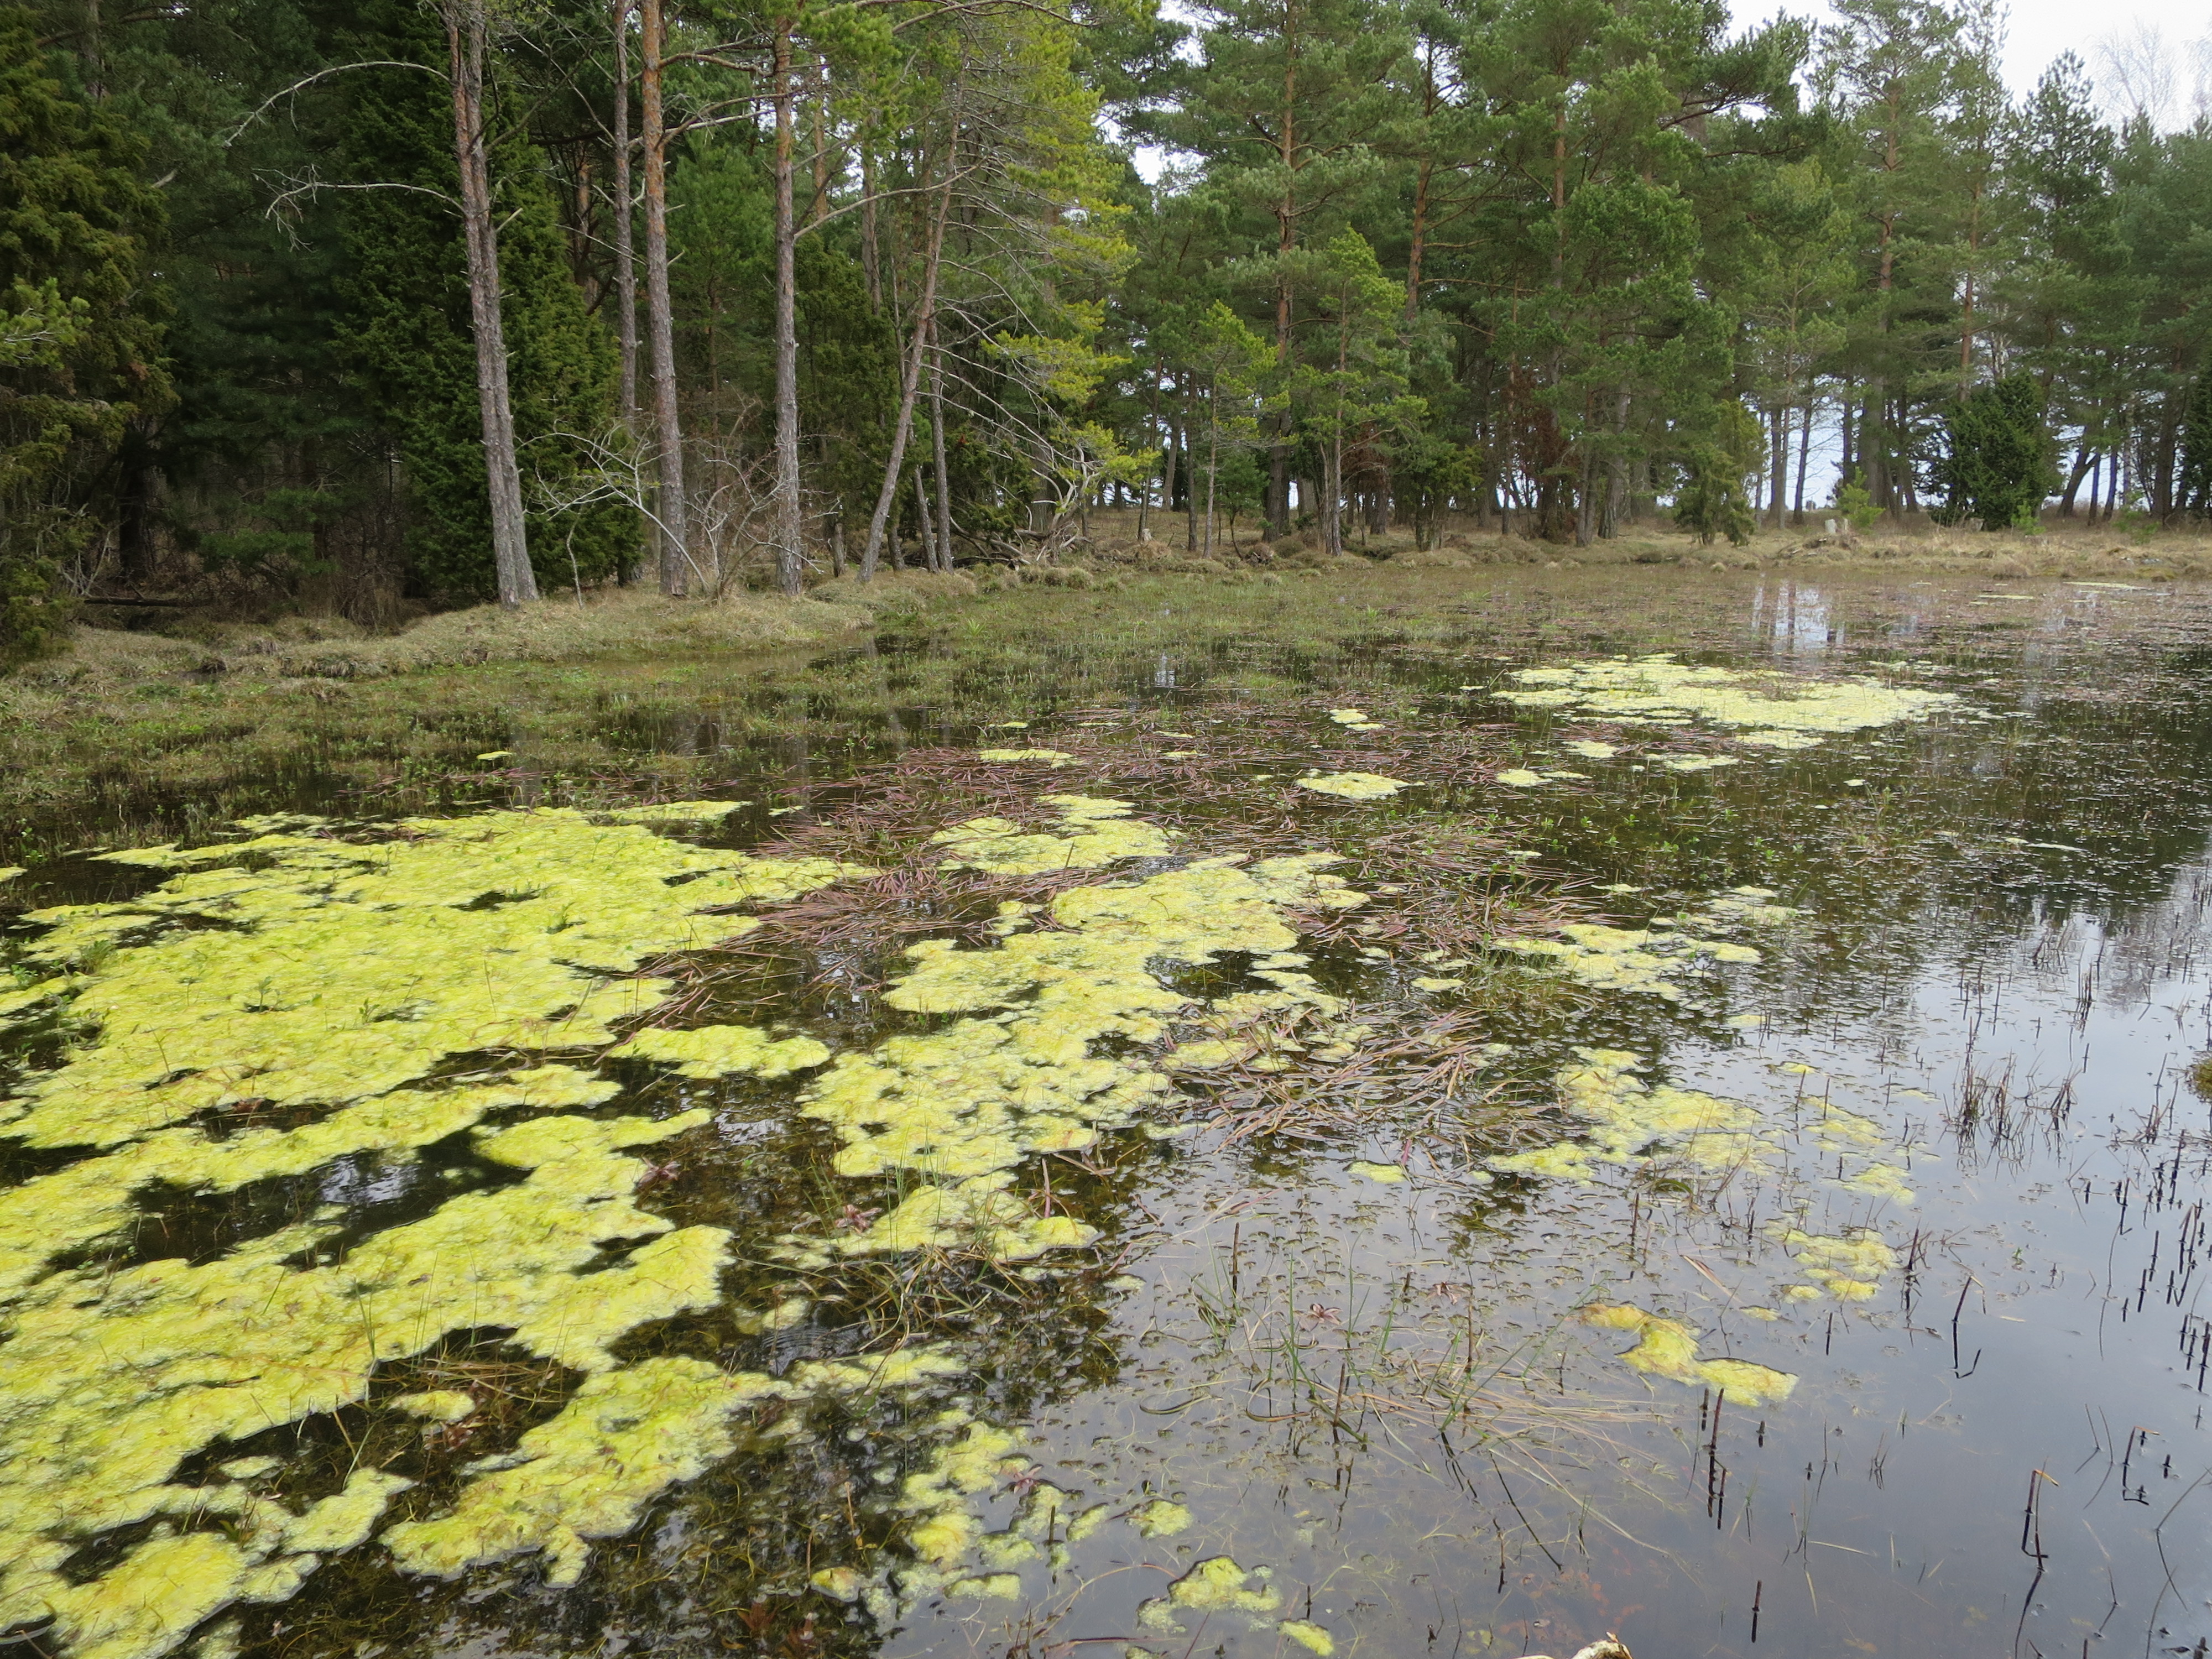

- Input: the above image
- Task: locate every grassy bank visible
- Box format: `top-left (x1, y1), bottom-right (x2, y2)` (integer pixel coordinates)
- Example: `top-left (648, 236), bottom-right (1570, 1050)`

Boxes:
top-left (0, 575), bottom-right (970, 848)
top-left (1076, 505), bottom-right (2212, 579)
top-left (5, 534), bottom-right (2202, 860)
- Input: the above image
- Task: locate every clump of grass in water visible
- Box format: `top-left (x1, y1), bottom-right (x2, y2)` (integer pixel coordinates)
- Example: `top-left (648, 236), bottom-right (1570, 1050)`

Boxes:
top-left (2188, 1053), bottom-right (2212, 1102)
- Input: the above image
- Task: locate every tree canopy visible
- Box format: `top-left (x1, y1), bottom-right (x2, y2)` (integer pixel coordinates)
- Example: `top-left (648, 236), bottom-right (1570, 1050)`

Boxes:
top-left (7, 0), bottom-right (2212, 649)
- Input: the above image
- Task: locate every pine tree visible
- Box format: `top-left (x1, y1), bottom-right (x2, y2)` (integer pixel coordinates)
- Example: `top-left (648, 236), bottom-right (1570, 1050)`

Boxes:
top-left (0, 5), bottom-right (169, 659)
top-left (335, 0), bottom-right (627, 603)
top-left (1931, 369), bottom-right (2053, 528)
top-left (2174, 375), bottom-right (2212, 515)
top-left (1673, 398), bottom-right (1761, 545)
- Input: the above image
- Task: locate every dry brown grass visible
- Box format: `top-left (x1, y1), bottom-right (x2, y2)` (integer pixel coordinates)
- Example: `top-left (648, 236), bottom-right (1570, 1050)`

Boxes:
top-left (1070, 504), bottom-right (2212, 582)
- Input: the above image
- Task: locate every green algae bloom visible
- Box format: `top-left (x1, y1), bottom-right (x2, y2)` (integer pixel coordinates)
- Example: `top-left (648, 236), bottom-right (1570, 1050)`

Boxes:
top-left (1138, 1556), bottom-right (1282, 1634)
top-left (1562, 739), bottom-right (1618, 760)
top-left (1494, 768), bottom-right (1547, 787)
top-left (1688, 886), bottom-right (1800, 929)
top-left (392, 1390), bottom-right (476, 1423)
top-left (1500, 922), bottom-right (1759, 1001)
top-left (606, 1023), bottom-right (831, 1078)
top-left (1657, 754), bottom-right (1739, 773)
top-left (931, 794), bottom-right (1174, 874)
top-left (976, 747), bottom-right (1075, 766)
top-left (6, 809), bottom-right (864, 1149)
top-left (1133, 1499), bottom-right (1192, 1537)
top-left (602, 799), bottom-right (748, 823)
top-left (1775, 1227), bottom-right (1897, 1302)
top-left (794, 845), bottom-right (1367, 1264)
top-left (385, 1349), bottom-right (957, 1586)
top-left (1489, 1049), bottom-right (1771, 1184)
top-left (1498, 654), bottom-right (1956, 748)
top-left (1580, 1303), bottom-right (1797, 1405)
top-left (1280, 1619), bottom-right (1337, 1655)
top-left (0, 1105), bottom-right (727, 1655)
top-left (0, 809), bottom-right (872, 1659)
top-left (1348, 1160), bottom-right (1407, 1183)
top-left (1297, 771), bottom-right (1410, 800)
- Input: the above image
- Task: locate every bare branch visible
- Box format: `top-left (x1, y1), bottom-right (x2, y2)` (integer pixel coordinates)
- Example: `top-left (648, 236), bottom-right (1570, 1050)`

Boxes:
top-left (222, 61), bottom-right (446, 148)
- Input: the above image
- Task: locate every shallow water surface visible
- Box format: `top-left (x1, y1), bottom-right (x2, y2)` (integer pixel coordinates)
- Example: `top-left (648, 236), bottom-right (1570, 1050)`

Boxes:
top-left (6, 572), bottom-right (2212, 1659)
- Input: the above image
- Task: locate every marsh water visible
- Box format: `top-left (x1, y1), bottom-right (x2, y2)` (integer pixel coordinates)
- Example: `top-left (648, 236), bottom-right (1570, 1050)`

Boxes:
top-left (7, 570), bottom-right (2212, 1659)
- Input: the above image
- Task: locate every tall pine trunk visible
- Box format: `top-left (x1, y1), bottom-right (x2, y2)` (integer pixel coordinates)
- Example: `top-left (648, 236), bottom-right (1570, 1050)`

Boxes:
top-left (640, 0), bottom-right (689, 592)
top-left (1203, 377), bottom-right (1218, 559)
top-left (445, 0), bottom-right (537, 608)
top-left (610, 0), bottom-right (638, 426)
top-left (1793, 397), bottom-right (1812, 520)
top-left (929, 315), bottom-right (954, 566)
top-left (1266, 8), bottom-right (1297, 539)
top-left (770, 19), bottom-right (805, 594)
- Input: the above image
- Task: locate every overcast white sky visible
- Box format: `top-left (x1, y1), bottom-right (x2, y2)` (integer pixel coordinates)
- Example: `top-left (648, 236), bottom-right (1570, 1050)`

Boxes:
top-left (1753, 0), bottom-right (2212, 123)
top-left (1129, 0), bottom-right (2212, 183)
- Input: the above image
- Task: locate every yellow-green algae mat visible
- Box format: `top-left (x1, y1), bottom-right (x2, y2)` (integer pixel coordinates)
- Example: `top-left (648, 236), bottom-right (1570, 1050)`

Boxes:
top-left (0, 800), bottom-right (1381, 1659)
top-left (0, 810), bottom-right (879, 1659)
top-left (1494, 653), bottom-right (1957, 747)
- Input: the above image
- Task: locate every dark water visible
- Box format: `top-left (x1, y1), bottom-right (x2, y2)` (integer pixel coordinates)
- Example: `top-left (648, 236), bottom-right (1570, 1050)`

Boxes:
top-left (7, 573), bottom-right (2212, 1659)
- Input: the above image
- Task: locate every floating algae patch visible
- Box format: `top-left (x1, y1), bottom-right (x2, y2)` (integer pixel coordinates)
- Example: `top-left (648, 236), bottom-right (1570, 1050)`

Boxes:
top-left (1328, 707), bottom-right (1384, 731)
top-left (966, 1478), bottom-right (1109, 1574)
top-left (385, 1348), bottom-right (959, 1587)
top-left (831, 1172), bottom-right (1100, 1260)
top-left (601, 799), bottom-right (748, 823)
top-left (1297, 771), bottom-right (1411, 800)
top-left (975, 747), bottom-right (1074, 767)
top-left (604, 1024), bottom-right (831, 1078)
top-left (392, 1390), bottom-right (476, 1423)
top-left (787, 844), bottom-right (1366, 1264)
top-left (0, 1107), bottom-right (733, 1658)
top-left (3, 809), bottom-right (865, 1149)
top-left (0, 1065), bottom-right (614, 1295)
top-left (1499, 922), bottom-right (1759, 1001)
top-left (1133, 1499), bottom-right (1192, 1537)
top-left (1580, 1304), bottom-right (1797, 1405)
top-left (1494, 768), bottom-right (1548, 787)
top-left (1562, 739), bottom-right (1619, 760)
top-left (893, 1417), bottom-right (1032, 1566)
top-left (930, 794), bottom-right (1174, 874)
top-left (1497, 654), bottom-right (1956, 747)
top-left (1773, 1226), bottom-right (1897, 1302)
top-left (1797, 1098), bottom-right (1917, 1203)
top-left (1137, 1556), bottom-right (1282, 1635)
top-left (1280, 1619), bottom-right (1337, 1655)
top-left (1657, 754), bottom-right (1739, 773)
top-left (1684, 885), bottom-right (1801, 930)
top-left (0, 809), bottom-right (877, 1659)
top-left (1489, 1049), bottom-right (1772, 1184)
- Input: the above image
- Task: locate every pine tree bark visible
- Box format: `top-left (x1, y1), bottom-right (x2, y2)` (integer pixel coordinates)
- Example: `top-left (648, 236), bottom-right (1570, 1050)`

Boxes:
top-left (1266, 2), bottom-right (1298, 539)
top-left (928, 314), bottom-right (954, 566)
top-left (859, 143), bottom-right (883, 312)
top-left (1793, 396), bottom-right (1812, 520)
top-left (640, 0), bottom-right (689, 593)
top-left (445, 0), bottom-right (538, 608)
top-left (770, 17), bottom-right (805, 594)
top-left (611, 0), bottom-right (639, 426)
